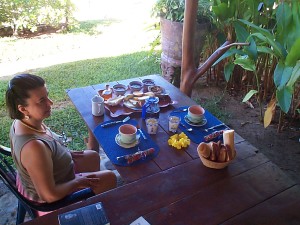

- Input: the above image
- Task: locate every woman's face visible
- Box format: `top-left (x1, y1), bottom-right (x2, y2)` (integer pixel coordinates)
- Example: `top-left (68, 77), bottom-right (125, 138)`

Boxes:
top-left (20, 85), bottom-right (53, 121)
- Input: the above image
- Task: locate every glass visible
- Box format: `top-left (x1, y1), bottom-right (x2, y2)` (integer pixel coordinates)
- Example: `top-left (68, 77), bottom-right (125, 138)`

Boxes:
top-left (146, 118), bottom-right (159, 134)
top-left (168, 116), bottom-right (180, 133)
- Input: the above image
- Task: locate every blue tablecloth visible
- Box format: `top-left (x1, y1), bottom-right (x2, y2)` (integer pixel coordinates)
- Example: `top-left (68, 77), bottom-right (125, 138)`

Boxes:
top-left (93, 119), bottom-right (160, 166)
top-left (170, 106), bottom-right (229, 144)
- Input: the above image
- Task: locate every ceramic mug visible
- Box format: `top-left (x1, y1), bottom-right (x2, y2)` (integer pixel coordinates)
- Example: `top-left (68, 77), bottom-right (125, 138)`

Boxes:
top-left (91, 95), bottom-right (104, 116)
top-left (119, 124), bottom-right (137, 144)
top-left (188, 105), bottom-right (205, 123)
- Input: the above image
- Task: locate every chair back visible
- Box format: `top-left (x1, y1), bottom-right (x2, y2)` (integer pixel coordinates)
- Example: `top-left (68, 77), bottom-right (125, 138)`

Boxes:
top-left (0, 145), bottom-right (18, 197)
top-left (0, 144), bottom-right (95, 223)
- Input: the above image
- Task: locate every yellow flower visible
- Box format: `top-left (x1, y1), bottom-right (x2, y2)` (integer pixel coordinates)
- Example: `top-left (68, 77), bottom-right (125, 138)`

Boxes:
top-left (168, 132), bottom-right (190, 150)
top-left (179, 132), bottom-right (187, 139)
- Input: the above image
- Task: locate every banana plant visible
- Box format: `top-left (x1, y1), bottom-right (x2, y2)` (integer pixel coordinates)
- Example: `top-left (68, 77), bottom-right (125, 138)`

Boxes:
top-left (213, 0), bottom-right (300, 129)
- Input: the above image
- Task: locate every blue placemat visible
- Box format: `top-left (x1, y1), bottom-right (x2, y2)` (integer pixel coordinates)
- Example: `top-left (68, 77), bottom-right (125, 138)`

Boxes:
top-left (170, 106), bottom-right (230, 144)
top-left (93, 119), bottom-right (160, 166)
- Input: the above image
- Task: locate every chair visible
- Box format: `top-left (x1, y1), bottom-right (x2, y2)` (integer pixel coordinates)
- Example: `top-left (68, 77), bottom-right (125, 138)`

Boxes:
top-left (0, 145), bottom-right (95, 224)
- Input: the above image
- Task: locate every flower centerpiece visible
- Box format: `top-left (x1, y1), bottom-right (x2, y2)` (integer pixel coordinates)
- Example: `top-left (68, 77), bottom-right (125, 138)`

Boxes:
top-left (168, 132), bottom-right (191, 150)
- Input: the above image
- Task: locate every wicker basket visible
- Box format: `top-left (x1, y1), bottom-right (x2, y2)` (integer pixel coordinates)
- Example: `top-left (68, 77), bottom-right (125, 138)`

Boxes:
top-left (199, 151), bottom-right (236, 169)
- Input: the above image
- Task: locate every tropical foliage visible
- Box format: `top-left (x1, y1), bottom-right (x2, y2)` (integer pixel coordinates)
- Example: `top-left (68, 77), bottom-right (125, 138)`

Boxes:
top-left (212, 0), bottom-right (300, 129)
top-left (0, 0), bottom-right (75, 35)
top-left (152, 0), bottom-right (213, 23)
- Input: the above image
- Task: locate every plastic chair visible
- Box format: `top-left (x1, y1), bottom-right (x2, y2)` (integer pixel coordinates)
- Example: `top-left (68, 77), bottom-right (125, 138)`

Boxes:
top-left (0, 144), bottom-right (95, 224)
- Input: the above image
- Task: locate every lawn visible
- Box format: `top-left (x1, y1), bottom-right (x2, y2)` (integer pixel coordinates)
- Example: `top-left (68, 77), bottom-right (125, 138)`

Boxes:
top-left (0, 0), bottom-right (162, 150)
top-left (0, 50), bottom-right (161, 149)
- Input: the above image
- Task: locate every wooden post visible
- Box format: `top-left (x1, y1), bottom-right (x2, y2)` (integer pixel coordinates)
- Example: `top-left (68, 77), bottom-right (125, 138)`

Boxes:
top-left (180, 0), bottom-right (249, 97)
top-left (180, 0), bottom-right (198, 96)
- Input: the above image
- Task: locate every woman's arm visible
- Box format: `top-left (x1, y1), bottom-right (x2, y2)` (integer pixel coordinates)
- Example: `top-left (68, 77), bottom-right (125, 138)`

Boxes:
top-left (20, 140), bottom-right (100, 203)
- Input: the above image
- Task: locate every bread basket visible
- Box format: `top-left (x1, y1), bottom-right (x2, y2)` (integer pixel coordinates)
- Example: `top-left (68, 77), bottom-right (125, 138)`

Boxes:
top-left (199, 150), bottom-right (236, 169)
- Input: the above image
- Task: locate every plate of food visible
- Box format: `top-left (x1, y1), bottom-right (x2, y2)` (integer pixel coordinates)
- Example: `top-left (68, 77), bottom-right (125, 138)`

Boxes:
top-left (123, 94), bottom-right (152, 110)
top-left (101, 88), bottom-right (176, 117)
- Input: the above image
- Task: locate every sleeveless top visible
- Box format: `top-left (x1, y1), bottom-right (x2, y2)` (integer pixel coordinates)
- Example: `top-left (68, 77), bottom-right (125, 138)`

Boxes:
top-left (10, 120), bottom-right (75, 202)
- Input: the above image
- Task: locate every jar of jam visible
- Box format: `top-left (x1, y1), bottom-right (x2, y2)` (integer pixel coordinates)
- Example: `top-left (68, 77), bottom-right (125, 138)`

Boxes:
top-left (142, 96), bottom-right (160, 119)
top-left (101, 84), bottom-right (112, 100)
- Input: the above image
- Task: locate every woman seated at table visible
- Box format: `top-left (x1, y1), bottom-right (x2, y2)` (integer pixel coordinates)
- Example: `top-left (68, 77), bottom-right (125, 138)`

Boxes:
top-left (5, 73), bottom-right (117, 204)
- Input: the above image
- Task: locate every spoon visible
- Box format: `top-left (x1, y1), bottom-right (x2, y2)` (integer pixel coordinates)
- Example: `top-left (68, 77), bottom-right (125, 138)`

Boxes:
top-left (173, 108), bottom-right (188, 113)
top-left (137, 124), bottom-right (147, 140)
top-left (180, 122), bottom-right (193, 132)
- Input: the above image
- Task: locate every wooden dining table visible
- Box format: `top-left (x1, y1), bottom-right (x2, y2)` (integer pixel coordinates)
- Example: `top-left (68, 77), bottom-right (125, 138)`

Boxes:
top-left (24, 75), bottom-right (300, 225)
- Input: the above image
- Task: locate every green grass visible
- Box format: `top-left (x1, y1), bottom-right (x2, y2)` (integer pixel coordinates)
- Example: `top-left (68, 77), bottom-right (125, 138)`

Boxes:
top-left (69, 19), bottom-right (120, 35)
top-left (0, 50), bottom-right (161, 149)
top-left (44, 106), bottom-right (89, 150)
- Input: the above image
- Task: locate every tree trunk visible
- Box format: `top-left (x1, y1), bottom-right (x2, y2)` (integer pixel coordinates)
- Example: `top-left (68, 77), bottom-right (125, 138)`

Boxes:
top-left (180, 0), bottom-right (249, 97)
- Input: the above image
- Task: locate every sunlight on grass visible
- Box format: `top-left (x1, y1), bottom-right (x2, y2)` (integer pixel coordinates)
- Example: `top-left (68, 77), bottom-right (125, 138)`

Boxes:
top-left (0, 0), bottom-right (159, 77)
top-left (0, 0), bottom-right (164, 150)
top-left (69, 19), bottom-right (121, 35)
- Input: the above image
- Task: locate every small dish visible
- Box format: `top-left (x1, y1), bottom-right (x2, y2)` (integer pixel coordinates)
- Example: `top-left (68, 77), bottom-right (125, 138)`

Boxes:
top-left (112, 84), bottom-right (127, 96)
top-left (115, 134), bottom-right (140, 148)
top-left (148, 85), bottom-right (169, 98)
top-left (129, 81), bottom-right (143, 92)
top-left (184, 115), bottom-right (207, 127)
top-left (142, 79), bottom-right (155, 91)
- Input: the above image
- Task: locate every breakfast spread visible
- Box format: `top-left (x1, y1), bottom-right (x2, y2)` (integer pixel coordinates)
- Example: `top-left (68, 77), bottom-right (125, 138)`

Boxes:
top-left (102, 82), bottom-right (169, 110)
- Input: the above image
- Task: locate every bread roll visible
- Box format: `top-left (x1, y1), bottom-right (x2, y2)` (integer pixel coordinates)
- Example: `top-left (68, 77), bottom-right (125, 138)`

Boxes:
top-left (133, 91), bottom-right (143, 97)
top-left (136, 96), bottom-right (150, 101)
top-left (218, 145), bottom-right (227, 162)
top-left (225, 144), bottom-right (233, 161)
top-left (209, 142), bottom-right (218, 161)
top-left (223, 129), bottom-right (235, 158)
top-left (124, 94), bottom-right (134, 101)
top-left (144, 92), bottom-right (155, 97)
top-left (197, 142), bottom-right (210, 159)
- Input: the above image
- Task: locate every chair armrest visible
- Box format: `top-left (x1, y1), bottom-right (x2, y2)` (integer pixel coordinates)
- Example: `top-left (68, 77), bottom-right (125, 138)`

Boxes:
top-left (0, 145), bottom-right (12, 156)
top-left (28, 188), bottom-right (95, 212)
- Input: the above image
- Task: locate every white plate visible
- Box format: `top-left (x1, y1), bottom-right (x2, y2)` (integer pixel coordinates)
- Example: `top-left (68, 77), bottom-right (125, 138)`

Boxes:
top-left (115, 134), bottom-right (140, 148)
top-left (184, 115), bottom-right (207, 127)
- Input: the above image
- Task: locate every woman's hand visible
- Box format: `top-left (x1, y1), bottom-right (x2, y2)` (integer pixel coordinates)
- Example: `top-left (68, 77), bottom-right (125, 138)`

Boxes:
top-left (70, 151), bottom-right (84, 158)
top-left (75, 173), bottom-right (101, 190)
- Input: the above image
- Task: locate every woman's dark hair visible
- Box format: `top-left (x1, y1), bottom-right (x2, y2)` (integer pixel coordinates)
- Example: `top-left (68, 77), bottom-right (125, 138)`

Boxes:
top-left (6, 74), bottom-right (45, 119)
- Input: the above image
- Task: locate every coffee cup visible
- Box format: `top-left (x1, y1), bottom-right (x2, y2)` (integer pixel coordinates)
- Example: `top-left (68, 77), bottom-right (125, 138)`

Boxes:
top-left (187, 105), bottom-right (205, 123)
top-left (119, 124), bottom-right (137, 144)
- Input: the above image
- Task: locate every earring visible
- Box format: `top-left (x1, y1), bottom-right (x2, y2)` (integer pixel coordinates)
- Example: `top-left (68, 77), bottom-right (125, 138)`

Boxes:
top-left (24, 115), bottom-right (30, 120)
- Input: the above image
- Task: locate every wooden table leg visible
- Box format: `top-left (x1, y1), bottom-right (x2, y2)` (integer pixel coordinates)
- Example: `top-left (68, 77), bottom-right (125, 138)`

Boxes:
top-left (87, 129), bottom-right (99, 152)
